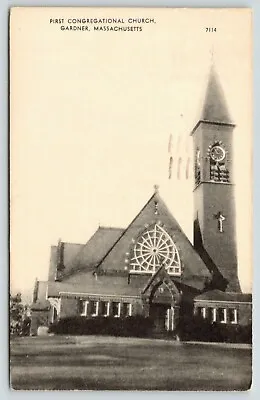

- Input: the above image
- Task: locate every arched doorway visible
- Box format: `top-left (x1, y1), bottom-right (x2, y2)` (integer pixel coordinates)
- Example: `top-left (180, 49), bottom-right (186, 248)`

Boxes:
top-left (141, 266), bottom-right (181, 334)
top-left (149, 282), bottom-right (178, 333)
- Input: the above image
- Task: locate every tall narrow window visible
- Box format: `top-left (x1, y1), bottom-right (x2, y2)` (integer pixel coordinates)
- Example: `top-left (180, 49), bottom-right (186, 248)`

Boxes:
top-left (218, 308), bottom-right (227, 323)
top-left (168, 156), bottom-right (173, 180)
top-left (121, 303), bottom-right (132, 317)
top-left (177, 157), bottom-right (182, 180)
top-left (100, 301), bottom-right (109, 317)
top-left (79, 299), bottom-right (88, 316)
top-left (228, 309), bottom-right (238, 324)
top-left (197, 307), bottom-right (206, 318)
top-left (207, 307), bottom-right (217, 323)
top-left (112, 302), bottom-right (120, 317)
top-left (89, 300), bottom-right (99, 316)
top-left (78, 299), bottom-right (84, 315)
top-left (207, 307), bottom-right (213, 322)
top-left (195, 149), bottom-right (201, 185)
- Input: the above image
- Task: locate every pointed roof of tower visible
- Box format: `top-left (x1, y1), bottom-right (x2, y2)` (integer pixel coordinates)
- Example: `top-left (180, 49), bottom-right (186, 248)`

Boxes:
top-left (201, 66), bottom-right (233, 124)
top-left (191, 66), bottom-right (235, 135)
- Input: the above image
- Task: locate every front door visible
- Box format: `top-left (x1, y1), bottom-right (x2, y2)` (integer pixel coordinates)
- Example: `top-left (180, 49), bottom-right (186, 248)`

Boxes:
top-left (150, 303), bottom-right (171, 333)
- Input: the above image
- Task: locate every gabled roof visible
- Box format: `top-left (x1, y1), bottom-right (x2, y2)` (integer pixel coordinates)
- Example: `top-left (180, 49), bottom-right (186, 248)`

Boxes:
top-left (47, 272), bottom-right (148, 298)
top-left (200, 66), bottom-right (233, 125)
top-left (95, 191), bottom-right (211, 291)
top-left (142, 265), bottom-right (179, 296)
top-left (48, 227), bottom-right (124, 281)
top-left (195, 289), bottom-right (252, 303)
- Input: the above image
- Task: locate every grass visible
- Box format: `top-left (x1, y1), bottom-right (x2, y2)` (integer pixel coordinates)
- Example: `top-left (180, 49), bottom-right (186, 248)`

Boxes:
top-left (10, 335), bottom-right (252, 391)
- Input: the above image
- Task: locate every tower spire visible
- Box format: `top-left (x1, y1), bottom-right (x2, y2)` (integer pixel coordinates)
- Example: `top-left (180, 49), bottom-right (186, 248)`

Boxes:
top-left (191, 65), bottom-right (241, 292)
top-left (200, 66), bottom-right (234, 125)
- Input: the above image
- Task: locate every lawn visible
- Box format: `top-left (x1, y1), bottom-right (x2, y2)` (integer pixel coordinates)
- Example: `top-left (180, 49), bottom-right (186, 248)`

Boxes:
top-left (10, 335), bottom-right (252, 391)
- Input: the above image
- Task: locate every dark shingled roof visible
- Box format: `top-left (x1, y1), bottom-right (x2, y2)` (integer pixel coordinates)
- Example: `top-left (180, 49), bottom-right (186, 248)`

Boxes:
top-left (48, 227), bottom-right (124, 281)
top-left (200, 66), bottom-right (233, 124)
top-left (47, 272), bottom-right (149, 298)
top-left (195, 289), bottom-right (252, 303)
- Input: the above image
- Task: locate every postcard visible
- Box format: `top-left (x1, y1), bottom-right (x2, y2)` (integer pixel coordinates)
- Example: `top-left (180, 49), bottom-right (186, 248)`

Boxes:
top-left (10, 7), bottom-right (252, 390)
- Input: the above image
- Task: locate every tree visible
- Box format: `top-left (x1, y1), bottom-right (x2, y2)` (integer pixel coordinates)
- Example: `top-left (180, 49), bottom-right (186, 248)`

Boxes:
top-left (10, 293), bottom-right (31, 336)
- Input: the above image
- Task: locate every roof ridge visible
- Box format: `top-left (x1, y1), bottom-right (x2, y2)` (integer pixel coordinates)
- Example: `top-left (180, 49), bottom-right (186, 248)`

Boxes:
top-left (141, 265), bottom-right (165, 294)
top-left (62, 242), bottom-right (85, 246)
top-left (98, 226), bottom-right (125, 231)
top-left (95, 192), bottom-right (157, 271)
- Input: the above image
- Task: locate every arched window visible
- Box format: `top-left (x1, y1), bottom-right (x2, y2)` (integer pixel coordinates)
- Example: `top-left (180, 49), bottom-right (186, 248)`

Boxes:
top-left (168, 156), bottom-right (173, 179)
top-left (130, 224), bottom-right (181, 276)
top-left (195, 149), bottom-right (201, 185)
top-left (177, 157), bottom-right (182, 180)
top-left (186, 157), bottom-right (191, 180)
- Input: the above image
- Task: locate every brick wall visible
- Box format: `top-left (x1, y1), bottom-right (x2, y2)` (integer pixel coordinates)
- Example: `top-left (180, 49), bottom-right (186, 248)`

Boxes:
top-left (60, 297), bottom-right (79, 318)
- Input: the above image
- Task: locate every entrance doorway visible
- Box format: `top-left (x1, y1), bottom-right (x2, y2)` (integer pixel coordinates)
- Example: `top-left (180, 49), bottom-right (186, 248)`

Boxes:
top-left (52, 307), bottom-right (58, 323)
top-left (150, 303), bottom-right (172, 333)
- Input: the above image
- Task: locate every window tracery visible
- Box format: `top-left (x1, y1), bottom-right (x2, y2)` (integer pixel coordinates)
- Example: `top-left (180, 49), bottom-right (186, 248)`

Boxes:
top-left (129, 224), bottom-right (181, 276)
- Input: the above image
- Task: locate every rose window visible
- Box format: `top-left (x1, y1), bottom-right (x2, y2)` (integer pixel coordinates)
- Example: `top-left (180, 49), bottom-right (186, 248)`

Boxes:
top-left (129, 224), bottom-right (181, 275)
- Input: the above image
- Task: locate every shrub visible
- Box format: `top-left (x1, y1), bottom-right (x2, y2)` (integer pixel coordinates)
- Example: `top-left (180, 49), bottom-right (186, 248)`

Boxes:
top-left (10, 293), bottom-right (31, 337)
top-left (176, 315), bottom-right (252, 344)
top-left (49, 315), bottom-right (154, 337)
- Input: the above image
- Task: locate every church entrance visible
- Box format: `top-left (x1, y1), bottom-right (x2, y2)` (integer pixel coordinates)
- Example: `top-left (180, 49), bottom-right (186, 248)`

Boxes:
top-left (150, 303), bottom-right (172, 333)
top-left (140, 265), bottom-right (181, 335)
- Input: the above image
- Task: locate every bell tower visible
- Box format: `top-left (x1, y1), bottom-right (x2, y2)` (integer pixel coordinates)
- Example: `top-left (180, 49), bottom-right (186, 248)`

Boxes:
top-left (191, 67), bottom-right (241, 292)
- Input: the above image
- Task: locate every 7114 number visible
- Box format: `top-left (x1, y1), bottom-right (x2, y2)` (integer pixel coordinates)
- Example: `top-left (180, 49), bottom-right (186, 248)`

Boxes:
top-left (206, 27), bottom-right (216, 32)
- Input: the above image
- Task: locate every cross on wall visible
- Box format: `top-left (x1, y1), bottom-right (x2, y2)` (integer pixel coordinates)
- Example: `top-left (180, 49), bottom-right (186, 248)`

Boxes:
top-left (214, 212), bottom-right (226, 233)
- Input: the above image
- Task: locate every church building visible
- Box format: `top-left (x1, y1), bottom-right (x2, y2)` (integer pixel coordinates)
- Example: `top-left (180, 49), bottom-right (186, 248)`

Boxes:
top-left (31, 67), bottom-right (252, 337)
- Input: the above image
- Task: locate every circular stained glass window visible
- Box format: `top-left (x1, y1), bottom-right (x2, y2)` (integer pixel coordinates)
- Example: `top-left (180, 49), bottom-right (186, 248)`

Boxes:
top-left (130, 224), bottom-right (181, 275)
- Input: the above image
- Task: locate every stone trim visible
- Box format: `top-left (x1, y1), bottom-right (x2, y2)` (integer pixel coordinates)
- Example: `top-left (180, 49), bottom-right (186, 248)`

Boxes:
top-left (59, 291), bottom-right (139, 300)
top-left (194, 299), bottom-right (251, 305)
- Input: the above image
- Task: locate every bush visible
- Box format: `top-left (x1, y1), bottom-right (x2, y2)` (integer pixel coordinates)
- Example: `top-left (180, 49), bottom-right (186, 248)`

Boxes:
top-left (176, 315), bottom-right (252, 344)
top-left (49, 315), bottom-right (154, 337)
top-left (10, 293), bottom-right (31, 337)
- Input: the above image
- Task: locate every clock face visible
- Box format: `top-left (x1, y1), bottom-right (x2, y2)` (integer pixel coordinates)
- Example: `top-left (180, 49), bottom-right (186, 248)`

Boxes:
top-left (210, 145), bottom-right (226, 162)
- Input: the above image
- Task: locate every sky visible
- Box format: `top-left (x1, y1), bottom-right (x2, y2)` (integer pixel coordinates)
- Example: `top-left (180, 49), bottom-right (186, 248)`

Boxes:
top-left (10, 8), bottom-right (252, 300)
